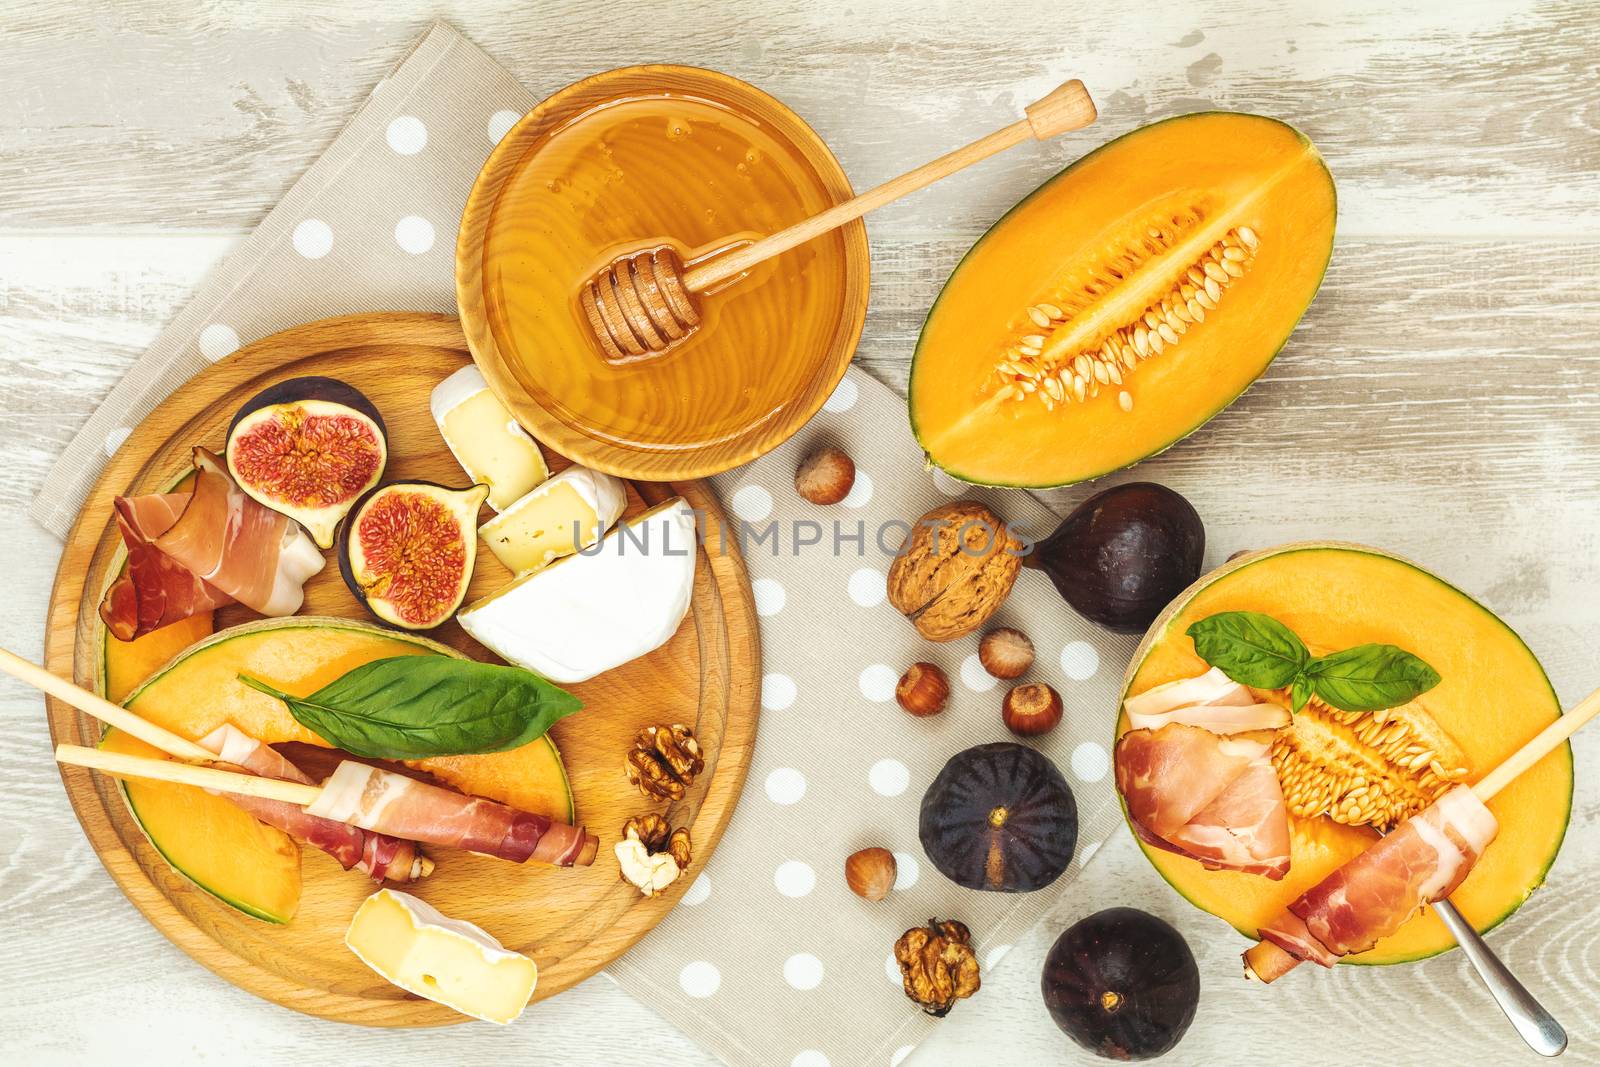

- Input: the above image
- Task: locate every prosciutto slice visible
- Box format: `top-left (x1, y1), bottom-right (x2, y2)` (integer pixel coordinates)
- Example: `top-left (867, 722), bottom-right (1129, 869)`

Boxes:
top-left (99, 448), bottom-right (323, 640)
top-left (1250, 785), bottom-right (1498, 980)
top-left (155, 448), bottom-right (323, 615)
top-left (304, 761), bottom-right (599, 867)
top-left (1116, 668), bottom-right (1292, 879)
top-left (99, 493), bottom-right (236, 641)
top-left (197, 725), bottom-right (427, 883)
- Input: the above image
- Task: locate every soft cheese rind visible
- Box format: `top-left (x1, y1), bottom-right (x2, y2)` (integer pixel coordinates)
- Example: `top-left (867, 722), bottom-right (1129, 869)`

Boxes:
top-left (344, 888), bottom-right (537, 1025)
top-left (430, 364), bottom-right (549, 512)
top-left (460, 498), bottom-right (697, 683)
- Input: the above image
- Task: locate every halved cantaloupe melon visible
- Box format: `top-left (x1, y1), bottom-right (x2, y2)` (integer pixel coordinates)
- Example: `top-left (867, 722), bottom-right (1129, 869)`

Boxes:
top-left (910, 112), bottom-right (1336, 487)
top-left (101, 616), bottom-right (575, 922)
top-left (1120, 543), bottom-right (1572, 964)
top-left (103, 612), bottom-right (214, 704)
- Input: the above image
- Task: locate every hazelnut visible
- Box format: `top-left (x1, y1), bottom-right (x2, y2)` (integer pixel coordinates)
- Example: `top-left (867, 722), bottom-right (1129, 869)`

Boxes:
top-left (978, 627), bottom-right (1034, 679)
top-left (845, 847), bottom-right (897, 901)
top-left (895, 662), bottom-right (949, 716)
top-left (795, 446), bottom-right (856, 505)
top-left (1001, 683), bottom-right (1063, 736)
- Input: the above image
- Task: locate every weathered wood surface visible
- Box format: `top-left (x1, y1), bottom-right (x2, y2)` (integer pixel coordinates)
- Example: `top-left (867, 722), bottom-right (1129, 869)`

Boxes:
top-left (2, 1), bottom-right (1598, 1064)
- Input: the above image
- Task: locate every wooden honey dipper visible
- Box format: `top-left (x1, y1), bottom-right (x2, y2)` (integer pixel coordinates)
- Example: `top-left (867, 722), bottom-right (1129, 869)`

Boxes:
top-left (579, 79), bottom-right (1097, 362)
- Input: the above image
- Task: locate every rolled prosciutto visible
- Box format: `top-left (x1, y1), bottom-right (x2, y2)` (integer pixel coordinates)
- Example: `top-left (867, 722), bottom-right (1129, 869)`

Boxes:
top-left (99, 448), bottom-right (323, 641)
top-left (197, 725), bottom-right (429, 883)
top-left (1116, 668), bottom-right (1293, 880)
top-left (304, 761), bottom-right (599, 867)
top-left (155, 448), bottom-right (324, 615)
top-left (1246, 785), bottom-right (1499, 982)
top-left (99, 493), bottom-right (236, 641)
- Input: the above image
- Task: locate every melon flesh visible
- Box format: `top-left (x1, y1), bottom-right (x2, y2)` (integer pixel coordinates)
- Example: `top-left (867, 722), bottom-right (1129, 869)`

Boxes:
top-left (1121, 544), bottom-right (1572, 964)
top-left (910, 112), bottom-right (1336, 487)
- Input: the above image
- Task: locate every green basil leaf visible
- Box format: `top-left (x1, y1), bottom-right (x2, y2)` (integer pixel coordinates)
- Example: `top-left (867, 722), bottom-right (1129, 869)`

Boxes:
top-left (1303, 644), bottom-right (1441, 713)
top-left (239, 656), bottom-right (582, 760)
top-left (1289, 674), bottom-right (1314, 713)
top-left (1185, 611), bottom-right (1309, 689)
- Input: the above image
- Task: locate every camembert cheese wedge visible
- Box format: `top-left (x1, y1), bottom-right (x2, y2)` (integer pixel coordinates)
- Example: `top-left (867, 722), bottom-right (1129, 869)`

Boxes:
top-left (345, 888), bottom-right (537, 1025)
top-left (431, 365), bottom-right (549, 512)
top-left (459, 497), bottom-right (697, 683)
top-left (478, 464), bottom-right (628, 575)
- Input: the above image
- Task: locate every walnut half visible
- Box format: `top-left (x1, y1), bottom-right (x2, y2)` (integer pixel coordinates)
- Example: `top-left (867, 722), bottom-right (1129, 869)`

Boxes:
top-left (893, 919), bottom-right (981, 1017)
top-left (615, 815), bottom-right (693, 898)
top-left (624, 724), bottom-right (705, 802)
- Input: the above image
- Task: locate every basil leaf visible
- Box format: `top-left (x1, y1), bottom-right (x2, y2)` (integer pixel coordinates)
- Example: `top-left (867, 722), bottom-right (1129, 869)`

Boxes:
top-left (239, 656), bottom-right (581, 760)
top-left (1185, 611), bottom-right (1310, 689)
top-left (1289, 674), bottom-right (1314, 713)
top-left (1303, 644), bottom-right (1441, 713)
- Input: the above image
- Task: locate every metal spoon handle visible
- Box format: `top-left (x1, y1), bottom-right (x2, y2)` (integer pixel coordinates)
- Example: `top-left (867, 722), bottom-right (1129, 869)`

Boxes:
top-left (1433, 899), bottom-right (1567, 1057)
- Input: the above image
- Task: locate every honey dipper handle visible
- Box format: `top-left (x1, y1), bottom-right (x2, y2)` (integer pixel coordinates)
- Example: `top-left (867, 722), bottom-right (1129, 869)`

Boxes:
top-left (681, 79), bottom-right (1096, 293)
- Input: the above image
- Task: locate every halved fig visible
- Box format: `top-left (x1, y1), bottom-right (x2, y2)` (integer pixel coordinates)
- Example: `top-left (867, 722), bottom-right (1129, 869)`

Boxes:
top-left (226, 377), bottom-right (389, 548)
top-left (338, 481), bottom-right (489, 630)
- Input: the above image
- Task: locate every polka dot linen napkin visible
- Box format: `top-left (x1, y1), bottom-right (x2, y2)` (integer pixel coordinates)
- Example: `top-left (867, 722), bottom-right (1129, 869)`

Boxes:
top-left (29, 21), bottom-right (1135, 1067)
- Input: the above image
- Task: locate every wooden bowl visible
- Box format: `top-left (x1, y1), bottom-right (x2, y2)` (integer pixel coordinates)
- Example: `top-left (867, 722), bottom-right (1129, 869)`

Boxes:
top-left (456, 65), bottom-right (870, 481)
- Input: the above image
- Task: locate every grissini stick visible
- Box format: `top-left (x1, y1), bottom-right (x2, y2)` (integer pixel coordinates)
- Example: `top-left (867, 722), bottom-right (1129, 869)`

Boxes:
top-left (3, 647), bottom-right (432, 880)
top-left (580, 79), bottom-right (1097, 362)
top-left (1243, 683), bottom-right (1600, 986)
top-left (54, 744), bottom-right (599, 867)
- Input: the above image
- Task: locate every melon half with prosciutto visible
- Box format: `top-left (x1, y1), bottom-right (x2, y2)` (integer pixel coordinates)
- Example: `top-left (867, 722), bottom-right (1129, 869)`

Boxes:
top-left (1118, 543), bottom-right (1572, 964)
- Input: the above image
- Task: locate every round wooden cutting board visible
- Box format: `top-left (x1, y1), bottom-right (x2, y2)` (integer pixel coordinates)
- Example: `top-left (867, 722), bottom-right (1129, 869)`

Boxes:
top-left (43, 312), bottom-right (760, 1026)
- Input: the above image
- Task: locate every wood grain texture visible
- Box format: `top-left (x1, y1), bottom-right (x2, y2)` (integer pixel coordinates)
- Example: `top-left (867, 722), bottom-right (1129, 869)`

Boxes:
top-left (3, 1), bottom-right (1599, 1064)
top-left (40, 312), bottom-right (760, 1026)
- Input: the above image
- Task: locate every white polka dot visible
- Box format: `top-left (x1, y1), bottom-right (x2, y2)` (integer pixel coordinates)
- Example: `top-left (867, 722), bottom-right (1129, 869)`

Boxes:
top-left (102, 427), bottom-right (131, 457)
top-left (1060, 640), bottom-right (1100, 681)
top-left (783, 953), bottom-right (825, 991)
top-left (292, 218), bottom-right (333, 259)
top-left (1079, 840), bottom-right (1102, 867)
top-left (487, 108), bottom-right (522, 144)
top-left (681, 873), bottom-right (712, 906)
top-left (385, 115), bottom-right (427, 155)
top-left (960, 654), bottom-right (998, 693)
top-left (840, 469), bottom-right (873, 509)
top-left (197, 323), bottom-right (240, 362)
top-left (885, 952), bottom-right (901, 985)
top-left (822, 376), bottom-right (858, 413)
top-left (765, 767), bottom-right (807, 805)
top-left (869, 758), bottom-right (910, 797)
top-left (731, 484), bottom-right (772, 522)
top-left (393, 215), bottom-right (435, 254)
top-left (890, 1047), bottom-right (915, 1067)
top-left (931, 468), bottom-right (967, 496)
top-left (847, 567), bottom-right (886, 607)
top-left (792, 1053), bottom-right (830, 1067)
top-left (1071, 741), bottom-right (1110, 783)
top-left (891, 851), bottom-right (919, 890)
top-left (762, 673), bottom-right (797, 711)
top-left (858, 664), bottom-right (898, 703)
top-left (985, 944), bottom-right (1012, 970)
top-left (753, 578), bottom-right (786, 616)
top-left (774, 860), bottom-right (816, 898)
top-left (679, 960), bottom-right (721, 998)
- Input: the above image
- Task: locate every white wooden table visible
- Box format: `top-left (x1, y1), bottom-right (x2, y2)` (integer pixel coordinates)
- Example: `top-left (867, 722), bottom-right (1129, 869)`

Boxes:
top-left (3, 2), bottom-right (1598, 1064)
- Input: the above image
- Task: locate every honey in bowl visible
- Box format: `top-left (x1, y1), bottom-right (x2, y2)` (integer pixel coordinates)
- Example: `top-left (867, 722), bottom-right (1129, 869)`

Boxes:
top-left (460, 67), bottom-right (870, 479)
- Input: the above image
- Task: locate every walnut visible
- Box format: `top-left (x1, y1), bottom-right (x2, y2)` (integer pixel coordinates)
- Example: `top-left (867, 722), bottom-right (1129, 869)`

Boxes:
top-left (886, 502), bottom-right (1023, 642)
top-left (616, 816), bottom-right (693, 898)
top-left (893, 919), bottom-right (981, 1017)
top-left (624, 723), bottom-right (705, 802)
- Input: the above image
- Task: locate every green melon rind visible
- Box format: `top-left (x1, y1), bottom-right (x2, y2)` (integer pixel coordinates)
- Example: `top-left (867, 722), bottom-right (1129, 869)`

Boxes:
top-left (909, 112), bottom-right (1337, 489)
top-left (99, 616), bottom-right (578, 921)
top-left (101, 730), bottom-right (296, 925)
top-left (1114, 542), bottom-right (1573, 965)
